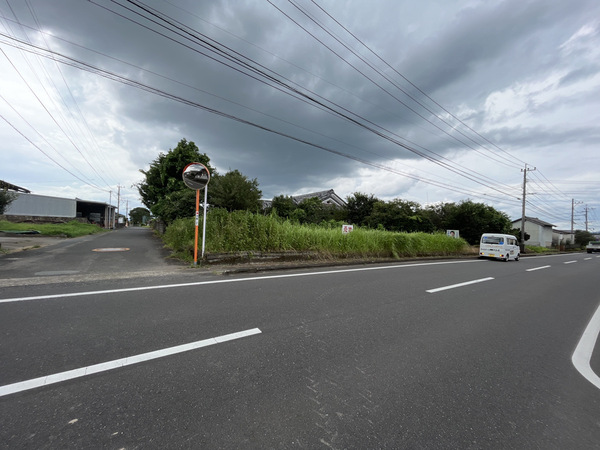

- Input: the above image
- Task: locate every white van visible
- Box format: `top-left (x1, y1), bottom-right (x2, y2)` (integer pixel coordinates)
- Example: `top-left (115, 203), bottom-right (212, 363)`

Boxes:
top-left (479, 233), bottom-right (520, 261)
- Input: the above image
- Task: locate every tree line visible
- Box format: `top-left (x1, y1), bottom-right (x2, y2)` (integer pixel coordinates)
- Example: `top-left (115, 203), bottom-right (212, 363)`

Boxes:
top-left (136, 139), bottom-right (516, 244)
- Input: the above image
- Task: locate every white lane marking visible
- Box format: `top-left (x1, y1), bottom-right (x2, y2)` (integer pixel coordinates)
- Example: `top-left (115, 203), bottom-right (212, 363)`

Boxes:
top-left (426, 277), bottom-right (494, 294)
top-left (584, 257), bottom-right (593, 261)
top-left (564, 261), bottom-right (578, 264)
top-left (572, 305), bottom-right (600, 389)
top-left (0, 328), bottom-right (261, 398)
top-left (526, 265), bottom-right (551, 272)
top-left (0, 260), bottom-right (481, 304)
top-left (34, 271), bottom-right (80, 276)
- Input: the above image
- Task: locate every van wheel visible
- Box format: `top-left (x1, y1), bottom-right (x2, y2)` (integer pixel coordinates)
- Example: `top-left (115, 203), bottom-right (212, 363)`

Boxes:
top-left (515, 253), bottom-right (520, 261)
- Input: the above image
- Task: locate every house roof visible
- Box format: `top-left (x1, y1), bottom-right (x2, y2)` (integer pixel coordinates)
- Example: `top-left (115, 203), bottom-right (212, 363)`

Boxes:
top-left (511, 216), bottom-right (555, 227)
top-left (262, 189), bottom-right (347, 209)
top-left (553, 229), bottom-right (574, 235)
top-left (291, 189), bottom-right (346, 207)
top-left (0, 180), bottom-right (30, 193)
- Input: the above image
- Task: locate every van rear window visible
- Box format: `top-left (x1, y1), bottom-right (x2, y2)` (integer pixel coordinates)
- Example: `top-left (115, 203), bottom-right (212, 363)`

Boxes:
top-left (482, 236), bottom-right (504, 245)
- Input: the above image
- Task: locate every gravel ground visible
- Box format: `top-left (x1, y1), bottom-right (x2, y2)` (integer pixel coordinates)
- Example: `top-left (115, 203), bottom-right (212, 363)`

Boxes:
top-left (0, 233), bottom-right (67, 253)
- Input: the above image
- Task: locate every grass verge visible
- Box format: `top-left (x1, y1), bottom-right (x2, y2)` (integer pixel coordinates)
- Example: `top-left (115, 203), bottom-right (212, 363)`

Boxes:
top-left (0, 220), bottom-right (107, 238)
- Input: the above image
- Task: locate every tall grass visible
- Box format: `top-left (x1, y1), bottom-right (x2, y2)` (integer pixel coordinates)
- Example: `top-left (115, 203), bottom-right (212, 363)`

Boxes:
top-left (0, 220), bottom-right (105, 238)
top-left (163, 209), bottom-right (468, 261)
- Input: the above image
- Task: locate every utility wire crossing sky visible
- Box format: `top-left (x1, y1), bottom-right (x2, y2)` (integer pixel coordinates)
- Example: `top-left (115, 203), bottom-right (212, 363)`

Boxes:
top-left (1, 0), bottom-right (599, 230)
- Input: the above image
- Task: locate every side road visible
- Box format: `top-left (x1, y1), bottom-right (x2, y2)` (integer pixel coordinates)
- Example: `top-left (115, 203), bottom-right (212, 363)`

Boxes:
top-left (0, 227), bottom-right (188, 287)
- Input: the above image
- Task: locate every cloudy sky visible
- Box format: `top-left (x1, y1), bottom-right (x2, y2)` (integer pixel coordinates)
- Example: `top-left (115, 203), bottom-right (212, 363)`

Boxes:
top-left (1, 0), bottom-right (599, 230)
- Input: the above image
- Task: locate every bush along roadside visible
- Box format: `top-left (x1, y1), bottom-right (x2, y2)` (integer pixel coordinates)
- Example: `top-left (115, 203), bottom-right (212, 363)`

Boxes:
top-left (161, 209), bottom-right (471, 264)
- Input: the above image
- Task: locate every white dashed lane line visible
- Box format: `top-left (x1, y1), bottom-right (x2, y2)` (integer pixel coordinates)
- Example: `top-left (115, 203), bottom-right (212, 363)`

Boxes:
top-left (526, 265), bottom-right (551, 272)
top-left (426, 277), bottom-right (494, 294)
top-left (0, 328), bottom-right (262, 398)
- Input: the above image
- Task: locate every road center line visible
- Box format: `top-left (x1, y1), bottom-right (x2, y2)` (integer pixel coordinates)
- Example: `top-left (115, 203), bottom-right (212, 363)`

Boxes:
top-left (564, 260), bottom-right (578, 264)
top-left (572, 305), bottom-right (600, 389)
top-left (426, 277), bottom-right (494, 293)
top-left (0, 260), bottom-right (480, 304)
top-left (0, 328), bottom-right (262, 398)
top-left (526, 265), bottom-right (551, 272)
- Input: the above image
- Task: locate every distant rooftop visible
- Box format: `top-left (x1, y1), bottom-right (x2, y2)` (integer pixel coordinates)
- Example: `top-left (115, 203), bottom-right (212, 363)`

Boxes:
top-left (0, 180), bottom-right (30, 193)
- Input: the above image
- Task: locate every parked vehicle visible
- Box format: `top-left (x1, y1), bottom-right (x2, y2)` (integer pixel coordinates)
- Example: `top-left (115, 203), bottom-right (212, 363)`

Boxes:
top-left (586, 241), bottom-right (600, 253)
top-left (479, 233), bottom-right (520, 261)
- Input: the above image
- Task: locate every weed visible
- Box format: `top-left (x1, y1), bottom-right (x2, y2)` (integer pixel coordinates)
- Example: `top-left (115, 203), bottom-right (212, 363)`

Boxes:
top-left (162, 209), bottom-right (470, 262)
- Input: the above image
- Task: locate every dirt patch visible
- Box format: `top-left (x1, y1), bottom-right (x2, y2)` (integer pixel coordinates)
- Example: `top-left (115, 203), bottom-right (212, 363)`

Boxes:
top-left (0, 234), bottom-right (66, 254)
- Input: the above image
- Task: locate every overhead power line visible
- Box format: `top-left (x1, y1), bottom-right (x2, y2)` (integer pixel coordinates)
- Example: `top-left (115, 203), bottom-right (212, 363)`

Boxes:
top-left (88, 0), bottom-right (520, 199)
top-left (0, 31), bottom-right (520, 205)
top-left (307, 0), bottom-right (527, 168)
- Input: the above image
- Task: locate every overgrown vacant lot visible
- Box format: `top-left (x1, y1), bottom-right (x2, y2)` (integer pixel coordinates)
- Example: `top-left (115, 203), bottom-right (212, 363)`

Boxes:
top-left (162, 209), bottom-right (470, 263)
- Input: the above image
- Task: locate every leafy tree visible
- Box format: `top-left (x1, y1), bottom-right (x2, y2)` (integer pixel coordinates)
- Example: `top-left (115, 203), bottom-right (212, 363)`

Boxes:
top-left (366, 199), bottom-right (434, 232)
top-left (0, 190), bottom-right (16, 214)
top-left (423, 202), bottom-right (456, 231)
top-left (209, 169), bottom-right (262, 212)
top-left (297, 197), bottom-right (327, 224)
top-left (270, 195), bottom-right (298, 219)
top-left (443, 200), bottom-right (512, 244)
top-left (346, 192), bottom-right (378, 226)
top-left (575, 230), bottom-right (595, 247)
top-left (137, 139), bottom-right (215, 224)
top-left (129, 207), bottom-right (151, 226)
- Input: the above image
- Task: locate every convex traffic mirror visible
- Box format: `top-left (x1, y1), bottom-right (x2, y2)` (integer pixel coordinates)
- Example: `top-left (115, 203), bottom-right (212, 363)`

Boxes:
top-left (182, 162), bottom-right (210, 190)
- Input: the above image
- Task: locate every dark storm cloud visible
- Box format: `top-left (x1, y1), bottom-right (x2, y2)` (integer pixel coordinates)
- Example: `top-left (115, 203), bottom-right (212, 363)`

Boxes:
top-left (2, 0), bottom-right (599, 226)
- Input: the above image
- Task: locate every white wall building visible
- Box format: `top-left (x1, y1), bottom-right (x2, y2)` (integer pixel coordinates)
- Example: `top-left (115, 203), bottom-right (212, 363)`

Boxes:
top-left (511, 216), bottom-right (555, 248)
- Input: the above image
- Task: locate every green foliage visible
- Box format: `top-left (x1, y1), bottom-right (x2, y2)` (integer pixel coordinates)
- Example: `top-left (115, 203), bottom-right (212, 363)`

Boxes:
top-left (525, 245), bottom-right (555, 254)
top-left (161, 209), bottom-right (469, 262)
top-left (0, 190), bottom-right (17, 214)
top-left (269, 195), bottom-right (297, 219)
top-left (346, 192), bottom-right (377, 226)
top-left (137, 138), bottom-right (215, 224)
top-left (366, 199), bottom-right (434, 232)
top-left (129, 207), bottom-right (151, 225)
top-left (297, 197), bottom-right (339, 224)
top-left (268, 195), bottom-right (345, 225)
top-left (0, 220), bottom-right (105, 238)
top-left (429, 200), bottom-right (512, 244)
top-left (209, 169), bottom-right (262, 212)
top-left (575, 230), bottom-right (595, 247)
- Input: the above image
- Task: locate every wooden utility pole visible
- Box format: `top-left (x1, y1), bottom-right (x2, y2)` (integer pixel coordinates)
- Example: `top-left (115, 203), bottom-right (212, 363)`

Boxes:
top-left (520, 164), bottom-right (536, 249)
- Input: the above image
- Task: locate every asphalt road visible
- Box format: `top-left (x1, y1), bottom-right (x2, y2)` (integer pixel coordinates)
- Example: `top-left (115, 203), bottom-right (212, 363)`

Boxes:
top-left (0, 227), bottom-right (186, 286)
top-left (1, 232), bottom-right (600, 448)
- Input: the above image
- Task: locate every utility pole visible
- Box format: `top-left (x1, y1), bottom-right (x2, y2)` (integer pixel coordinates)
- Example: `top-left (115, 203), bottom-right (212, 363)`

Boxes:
top-left (584, 205), bottom-right (594, 232)
top-left (109, 190), bottom-right (113, 229)
top-left (571, 199), bottom-right (583, 242)
top-left (117, 185), bottom-right (122, 227)
top-left (571, 199), bottom-right (575, 236)
top-left (520, 164), bottom-right (536, 249)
